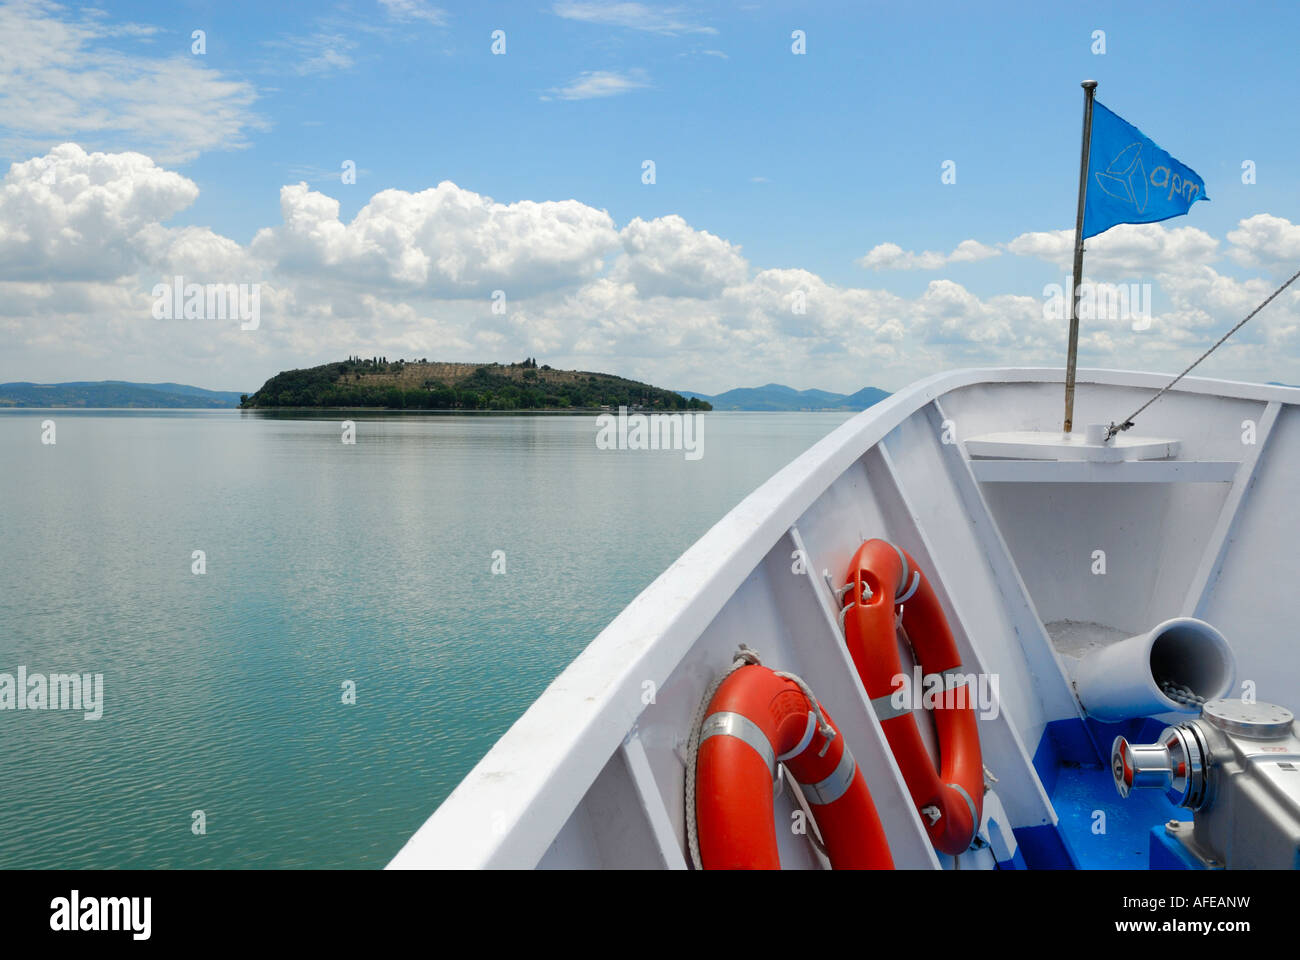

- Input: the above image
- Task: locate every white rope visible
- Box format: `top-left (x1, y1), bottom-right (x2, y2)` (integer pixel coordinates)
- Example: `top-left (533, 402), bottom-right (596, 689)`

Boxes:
top-left (772, 671), bottom-right (836, 757)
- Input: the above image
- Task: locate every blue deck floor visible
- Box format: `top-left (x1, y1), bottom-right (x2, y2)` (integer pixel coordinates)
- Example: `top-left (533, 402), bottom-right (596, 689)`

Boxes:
top-left (1024, 717), bottom-right (1191, 870)
top-left (1051, 760), bottom-right (1191, 869)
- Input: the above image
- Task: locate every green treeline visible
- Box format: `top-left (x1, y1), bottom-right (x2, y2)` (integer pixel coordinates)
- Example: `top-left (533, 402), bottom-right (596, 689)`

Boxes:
top-left (239, 358), bottom-right (711, 411)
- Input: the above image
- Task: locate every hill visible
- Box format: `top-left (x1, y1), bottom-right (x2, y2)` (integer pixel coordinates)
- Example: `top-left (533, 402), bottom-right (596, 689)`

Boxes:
top-left (240, 358), bottom-right (711, 411)
top-left (681, 383), bottom-right (890, 411)
top-left (0, 381), bottom-right (245, 408)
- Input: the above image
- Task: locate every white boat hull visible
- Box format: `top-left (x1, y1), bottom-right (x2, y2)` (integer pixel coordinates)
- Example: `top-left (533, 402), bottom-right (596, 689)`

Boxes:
top-left (390, 367), bottom-right (1300, 869)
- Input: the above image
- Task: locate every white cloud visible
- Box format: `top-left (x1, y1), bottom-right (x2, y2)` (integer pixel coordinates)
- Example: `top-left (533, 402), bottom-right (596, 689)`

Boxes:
top-left (283, 162), bottom-right (369, 185)
top-left (250, 180), bottom-right (620, 296)
top-left (1003, 228), bottom-right (1071, 264)
top-left (263, 32), bottom-right (357, 76)
top-left (1226, 214), bottom-right (1300, 275)
top-left (1005, 223), bottom-right (1218, 278)
top-left (552, 2), bottom-right (716, 36)
top-left (2, 144), bottom-right (1298, 395)
top-left (0, 1), bottom-right (266, 164)
top-left (378, 0), bottom-right (448, 25)
top-left (612, 215), bottom-right (747, 298)
top-left (858, 239), bottom-right (1000, 271)
top-left (545, 69), bottom-right (651, 100)
top-left (0, 143), bottom-right (199, 281)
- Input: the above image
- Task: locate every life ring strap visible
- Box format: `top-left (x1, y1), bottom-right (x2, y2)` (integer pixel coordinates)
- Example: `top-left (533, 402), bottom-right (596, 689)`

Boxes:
top-left (701, 708), bottom-right (858, 806)
top-left (869, 664), bottom-right (970, 722)
top-left (947, 782), bottom-right (980, 848)
top-left (776, 711), bottom-right (817, 762)
top-left (896, 571), bottom-right (921, 604)
top-left (800, 745), bottom-right (858, 806)
top-left (699, 711), bottom-right (777, 779)
top-left (870, 693), bottom-right (914, 722)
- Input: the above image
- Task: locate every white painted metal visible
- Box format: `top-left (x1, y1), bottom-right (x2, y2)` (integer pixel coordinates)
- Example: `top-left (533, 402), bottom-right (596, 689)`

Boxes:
top-left (1073, 617), bottom-right (1235, 721)
top-left (388, 368), bottom-right (1300, 870)
top-left (964, 430), bottom-right (1180, 462)
top-left (618, 734), bottom-right (689, 869)
top-left (1196, 401), bottom-right (1300, 712)
top-left (1183, 402), bottom-right (1282, 618)
top-left (924, 398), bottom-right (1081, 756)
top-left (971, 459), bottom-right (1239, 483)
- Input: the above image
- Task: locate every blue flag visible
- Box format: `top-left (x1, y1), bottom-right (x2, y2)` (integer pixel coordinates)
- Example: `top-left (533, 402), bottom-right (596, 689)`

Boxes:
top-left (1083, 101), bottom-right (1208, 239)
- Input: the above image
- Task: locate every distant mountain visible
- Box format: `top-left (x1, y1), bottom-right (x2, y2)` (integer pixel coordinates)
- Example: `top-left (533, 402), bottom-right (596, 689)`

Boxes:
top-left (680, 383), bottom-right (890, 411)
top-left (0, 381), bottom-right (246, 408)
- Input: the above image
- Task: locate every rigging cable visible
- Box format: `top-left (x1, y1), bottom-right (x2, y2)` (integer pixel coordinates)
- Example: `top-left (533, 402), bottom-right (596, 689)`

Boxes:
top-left (1105, 263), bottom-right (1300, 440)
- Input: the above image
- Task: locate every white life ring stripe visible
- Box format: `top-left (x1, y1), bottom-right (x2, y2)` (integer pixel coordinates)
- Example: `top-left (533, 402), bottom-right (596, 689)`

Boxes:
top-left (799, 746), bottom-right (857, 806)
top-left (700, 711), bottom-right (776, 780)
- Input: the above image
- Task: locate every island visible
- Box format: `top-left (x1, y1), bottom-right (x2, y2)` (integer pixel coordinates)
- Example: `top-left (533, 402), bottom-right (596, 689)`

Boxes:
top-left (239, 358), bottom-right (712, 411)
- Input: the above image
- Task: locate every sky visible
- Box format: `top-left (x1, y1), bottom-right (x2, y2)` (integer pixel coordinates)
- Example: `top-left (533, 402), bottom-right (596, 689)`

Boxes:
top-left (1, 0), bottom-right (1298, 394)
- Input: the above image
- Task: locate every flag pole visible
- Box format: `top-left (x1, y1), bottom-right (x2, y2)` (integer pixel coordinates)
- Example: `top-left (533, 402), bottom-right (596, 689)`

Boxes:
top-left (1064, 79), bottom-right (1098, 434)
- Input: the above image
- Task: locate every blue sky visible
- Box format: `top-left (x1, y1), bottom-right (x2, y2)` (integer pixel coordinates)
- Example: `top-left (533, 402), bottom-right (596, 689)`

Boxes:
top-left (146, 1), bottom-right (1300, 286)
top-left (2, 0), bottom-right (1298, 392)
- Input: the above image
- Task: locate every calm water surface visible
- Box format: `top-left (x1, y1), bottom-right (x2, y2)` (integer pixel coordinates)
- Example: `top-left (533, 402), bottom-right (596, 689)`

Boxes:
top-left (0, 410), bottom-right (851, 867)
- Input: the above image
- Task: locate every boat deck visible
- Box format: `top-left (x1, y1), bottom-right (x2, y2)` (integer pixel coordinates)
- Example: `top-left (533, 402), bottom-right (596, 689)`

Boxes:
top-left (389, 368), bottom-right (1300, 869)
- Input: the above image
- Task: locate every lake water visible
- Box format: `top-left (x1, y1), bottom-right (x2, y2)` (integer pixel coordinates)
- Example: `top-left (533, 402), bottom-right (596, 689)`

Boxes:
top-left (0, 409), bottom-right (852, 868)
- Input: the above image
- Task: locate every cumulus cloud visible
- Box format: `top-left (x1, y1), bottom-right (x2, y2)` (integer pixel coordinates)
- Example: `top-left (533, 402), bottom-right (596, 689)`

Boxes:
top-left (858, 239), bottom-right (1000, 271)
top-left (0, 143), bottom-right (200, 281)
top-left (250, 180), bottom-right (620, 296)
top-left (612, 215), bottom-right (746, 298)
top-left (1003, 228), bottom-right (1071, 265)
top-left (2, 143), bottom-right (1299, 394)
top-left (0, 1), bottom-right (266, 164)
top-left (1000, 219), bottom-right (1298, 357)
top-left (1005, 223), bottom-right (1218, 278)
top-left (1226, 214), bottom-right (1300, 275)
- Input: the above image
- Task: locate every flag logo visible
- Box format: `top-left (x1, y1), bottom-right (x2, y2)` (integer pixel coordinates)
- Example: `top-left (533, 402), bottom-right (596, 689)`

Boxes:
top-left (1094, 142), bottom-right (1148, 214)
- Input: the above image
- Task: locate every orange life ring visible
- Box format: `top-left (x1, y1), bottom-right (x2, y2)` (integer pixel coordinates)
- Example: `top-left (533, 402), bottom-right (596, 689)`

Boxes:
top-left (840, 539), bottom-right (983, 856)
top-left (695, 663), bottom-right (894, 869)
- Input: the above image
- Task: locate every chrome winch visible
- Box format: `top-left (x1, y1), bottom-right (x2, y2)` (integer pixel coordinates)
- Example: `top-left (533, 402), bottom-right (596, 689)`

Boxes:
top-left (1111, 698), bottom-right (1300, 869)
